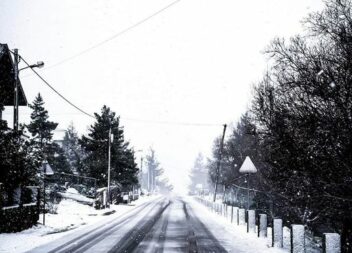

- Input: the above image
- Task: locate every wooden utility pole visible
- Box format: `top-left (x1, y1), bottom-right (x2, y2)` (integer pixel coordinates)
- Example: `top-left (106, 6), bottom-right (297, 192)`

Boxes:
top-left (213, 124), bottom-right (227, 202)
top-left (107, 128), bottom-right (112, 205)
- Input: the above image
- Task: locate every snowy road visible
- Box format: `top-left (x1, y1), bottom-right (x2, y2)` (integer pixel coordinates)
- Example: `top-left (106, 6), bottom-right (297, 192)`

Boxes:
top-left (27, 196), bottom-right (229, 253)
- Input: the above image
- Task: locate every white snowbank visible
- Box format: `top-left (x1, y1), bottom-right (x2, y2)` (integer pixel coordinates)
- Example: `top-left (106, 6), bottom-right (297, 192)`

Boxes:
top-left (57, 188), bottom-right (94, 205)
top-left (187, 196), bottom-right (285, 253)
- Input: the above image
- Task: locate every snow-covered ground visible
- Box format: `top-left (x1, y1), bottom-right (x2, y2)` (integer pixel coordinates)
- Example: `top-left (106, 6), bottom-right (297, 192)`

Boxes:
top-left (189, 196), bottom-right (322, 253)
top-left (0, 194), bottom-right (160, 253)
top-left (185, 196), bottom-right (286, 253)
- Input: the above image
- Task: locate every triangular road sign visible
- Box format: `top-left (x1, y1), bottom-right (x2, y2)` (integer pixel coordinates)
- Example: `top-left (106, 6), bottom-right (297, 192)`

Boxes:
top-left (239, 156), bottom-right (257, 173)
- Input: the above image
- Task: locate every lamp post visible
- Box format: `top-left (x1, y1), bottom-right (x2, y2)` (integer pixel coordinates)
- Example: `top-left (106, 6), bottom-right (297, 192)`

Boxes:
top-left (238, 156), bottom-right (257, 210)
top-left (12, 49), bottom-right (44, 131)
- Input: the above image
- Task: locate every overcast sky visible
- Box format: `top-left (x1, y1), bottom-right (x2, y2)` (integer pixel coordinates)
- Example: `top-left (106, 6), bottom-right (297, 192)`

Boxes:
top-left (1, 0), bottom-right (323, 193)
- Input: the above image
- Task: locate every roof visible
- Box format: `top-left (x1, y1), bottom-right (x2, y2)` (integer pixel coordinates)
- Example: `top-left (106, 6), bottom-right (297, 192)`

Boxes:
top-left (0, 44), bottom-right (27, 106)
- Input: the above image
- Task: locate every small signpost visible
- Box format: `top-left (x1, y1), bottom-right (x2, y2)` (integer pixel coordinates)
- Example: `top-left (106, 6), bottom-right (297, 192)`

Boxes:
top-left (42, 161), bottom-right (54, 225)
top-left (239, 156), bottom-right (257, 210)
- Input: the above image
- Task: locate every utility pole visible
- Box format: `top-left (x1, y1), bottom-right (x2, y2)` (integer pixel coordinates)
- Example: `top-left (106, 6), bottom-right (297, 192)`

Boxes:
top-left (213, 124), bottom-right (227, 202)
top-left (13, 49), bottom-right (19, 132)
top-left (140, 157), bottom-right (143, 189)
top-left (107, 128), bottom-right (112, 205)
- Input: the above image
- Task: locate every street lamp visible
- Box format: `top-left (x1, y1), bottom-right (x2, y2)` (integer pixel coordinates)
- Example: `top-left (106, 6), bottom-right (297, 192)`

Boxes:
top-left (239, 156), bottom-right (257, 210)
top-left (12, 48), bottom-right (44, 131)
top-left (18, 61), bottom-right (44, 71)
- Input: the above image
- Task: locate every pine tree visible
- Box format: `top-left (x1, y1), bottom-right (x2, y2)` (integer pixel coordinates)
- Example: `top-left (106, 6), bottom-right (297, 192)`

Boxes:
top-left (0, 115), bottom-right (36, 205)
top-left (47, 143), bottom-right (71, 174)
top-left (27, 93), bottom-right (58, 167)
top-left (62, 123), bottom-right (84, 174)
top-left (80, 105), bottom-right (139, 188)
top-left (189, 153), bottom-right (208, 194)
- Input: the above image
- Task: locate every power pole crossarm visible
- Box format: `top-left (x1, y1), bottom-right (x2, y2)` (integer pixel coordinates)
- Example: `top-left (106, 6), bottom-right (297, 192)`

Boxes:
top-left (213, 124), bottom-right (227, 202)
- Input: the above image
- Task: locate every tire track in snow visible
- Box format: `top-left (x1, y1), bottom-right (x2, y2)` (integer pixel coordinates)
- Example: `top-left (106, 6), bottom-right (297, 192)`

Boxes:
top-left (182, 200), bottom-right (228, 253)
top-left (107, 199), bottom-right (171, 253)
top-left (41, 198), bottom-right (163, 253)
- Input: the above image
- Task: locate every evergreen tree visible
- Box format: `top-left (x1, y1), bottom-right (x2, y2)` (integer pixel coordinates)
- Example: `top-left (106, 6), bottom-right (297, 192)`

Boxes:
top-left (189, 153), bottom-right (208, 194)
top-left (62, 123), bottom-right (84, 174)
top-left (80, 105), bottom-right (139, 188)
top-left (0, 114), bottom-right (36, 205)
top-left (47, 143), bottom-right (71, 174)
top-left (27, 93), bottom-right (58, 168)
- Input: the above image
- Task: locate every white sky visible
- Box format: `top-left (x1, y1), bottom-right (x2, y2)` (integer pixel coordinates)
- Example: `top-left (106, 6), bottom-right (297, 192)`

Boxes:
top-left (0, 0), bottom-right (323, 194)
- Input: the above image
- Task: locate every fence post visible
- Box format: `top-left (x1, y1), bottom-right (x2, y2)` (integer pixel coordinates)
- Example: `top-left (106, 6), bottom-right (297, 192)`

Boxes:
top-left (258, 214), bottom-right (267, 238)
top-left (231, 206), bottom-right (234, 223)
top-left (291, 224), bottom-right (305, 253)
top-left (238, 208), bottom-right (246, 225)
top-left (272, 218), bottom-right (283, 248)
top-left (233, 207), bottom-right (239, 225)
top-left (247, 210), bottom-right (256, 233)
top-left (323, 233), bottom-right (341, 253)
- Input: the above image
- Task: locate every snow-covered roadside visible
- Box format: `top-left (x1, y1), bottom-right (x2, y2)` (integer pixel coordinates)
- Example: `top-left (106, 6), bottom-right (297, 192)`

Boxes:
top-left (0, 194), bottom-right (160, 253)
top-left (189, 196), bottom-right (322, 253)
top-left (185, 196), bottom-right (286, 253)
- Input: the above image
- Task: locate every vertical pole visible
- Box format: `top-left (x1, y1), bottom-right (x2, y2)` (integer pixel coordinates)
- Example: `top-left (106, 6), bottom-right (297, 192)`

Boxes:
top-left (147, 165), bottom-right (150, 192)
top-left (140, 157), bottom-right (143, 190)
top-left (291, 224), bottom-right (305, 253)
top-left (323, 233), bottom-right (341, 253)
top-left (213, 124), bottom-right (227, 202)
top-left (272, 218), bottom-right (283, 248)
top-left (43, 163), bottom-right (46, 226)
top-left (247, 173), bottom-right (250, 210)
top-left (13, 49), bottom-right (19, 132)
top-left (258, 214), bottom-right (268, 238)
top-left (107, 128), bottom-right (111, 205)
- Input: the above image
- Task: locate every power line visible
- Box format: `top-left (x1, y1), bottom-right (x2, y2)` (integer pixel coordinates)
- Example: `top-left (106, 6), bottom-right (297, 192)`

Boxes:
top-left (19, 55), bottom-right (95, 119)
top-left (11, 53), bottom-right (224, 127)
top-left (3, 110), bottom-right (223, 127)
top-left (28, 0), bottom-right (181, 73)
top-left (120, 117), bottom-right (223, 127)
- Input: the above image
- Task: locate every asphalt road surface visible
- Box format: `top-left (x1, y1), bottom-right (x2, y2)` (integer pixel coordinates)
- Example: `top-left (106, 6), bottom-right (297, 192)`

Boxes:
top-left (28, 196), bottom-right (228, 253)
